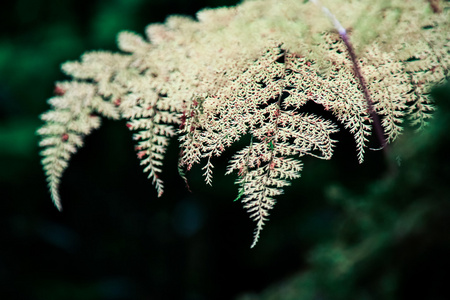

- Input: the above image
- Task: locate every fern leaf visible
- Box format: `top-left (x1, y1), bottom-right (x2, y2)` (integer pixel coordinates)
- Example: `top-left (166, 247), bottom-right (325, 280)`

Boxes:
top-left (38, 82), bottom-right (117, 210)
top-left (38, 0), bottom-right (449, 246)
top-left (125, 94), bottom-right (178, 197)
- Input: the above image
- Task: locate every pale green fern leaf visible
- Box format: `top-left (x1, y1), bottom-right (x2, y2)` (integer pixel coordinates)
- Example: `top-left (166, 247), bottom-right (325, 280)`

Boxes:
top-left (39, 0), bottom-right (449, 246)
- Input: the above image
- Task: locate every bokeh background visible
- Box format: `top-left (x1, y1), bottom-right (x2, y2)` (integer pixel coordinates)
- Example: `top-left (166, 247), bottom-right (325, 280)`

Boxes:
top-left (1, 0), bottom-right (450, 299)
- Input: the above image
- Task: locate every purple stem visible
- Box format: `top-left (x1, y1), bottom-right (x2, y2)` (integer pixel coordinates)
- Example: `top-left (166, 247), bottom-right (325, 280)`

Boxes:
top-left (340, 32), bottom-right (398, 175)
top-left (340, 33), bottom-right (387, 151)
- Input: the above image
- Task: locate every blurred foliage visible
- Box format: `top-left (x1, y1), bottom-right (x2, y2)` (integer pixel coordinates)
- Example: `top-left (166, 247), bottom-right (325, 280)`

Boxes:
top-left (1, 0), bottom-right (450, 299)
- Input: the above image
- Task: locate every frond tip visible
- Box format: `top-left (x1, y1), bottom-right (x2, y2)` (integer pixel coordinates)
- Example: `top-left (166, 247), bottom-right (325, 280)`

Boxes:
top-left (38, 81), bottom-right (108, 210)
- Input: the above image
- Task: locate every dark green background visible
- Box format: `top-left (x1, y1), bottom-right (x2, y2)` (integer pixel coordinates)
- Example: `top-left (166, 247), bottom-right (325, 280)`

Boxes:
top-left (1, 0), bottom-right (450, 299)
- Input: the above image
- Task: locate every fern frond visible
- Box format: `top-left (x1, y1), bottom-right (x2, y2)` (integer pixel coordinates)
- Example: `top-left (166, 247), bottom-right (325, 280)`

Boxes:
top-left (38, 0), bottom-right (449, 246)
top-left (38, 81), bottom-right (119, 210)
top-left (124, 92), bottom-right (178, 197)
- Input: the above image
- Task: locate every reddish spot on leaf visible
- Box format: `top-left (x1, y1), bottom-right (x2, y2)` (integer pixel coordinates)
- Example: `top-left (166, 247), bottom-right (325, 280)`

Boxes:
top-left (273, 110), bottom-right (280, 118)
top-left (269, 161), bottom-right (276, 170)
top-left (54, 86), bottom-right (65, 96)
top-left (126, 123), bottom-right (133, 129)
top-left (238, 167), bottom-right (244, 176)
top-left (179, 112), bottom-right (186, 129)
top-left (137, 151), bottom-right (146, 159)
top-left (61, 133), bottom-right (69, 142)
top-left (114, 98), bottom-right (121, 107)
